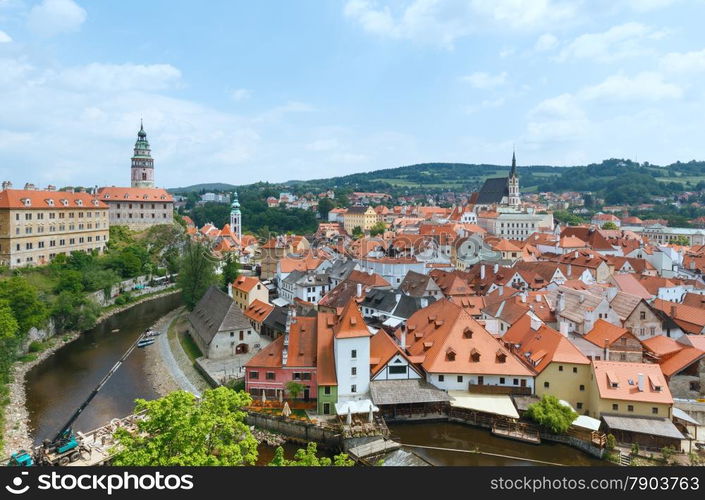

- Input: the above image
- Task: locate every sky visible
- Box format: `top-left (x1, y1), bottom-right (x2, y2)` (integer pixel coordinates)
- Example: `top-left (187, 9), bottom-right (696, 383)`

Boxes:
top-left (1, 0), bottom-right (705, 188)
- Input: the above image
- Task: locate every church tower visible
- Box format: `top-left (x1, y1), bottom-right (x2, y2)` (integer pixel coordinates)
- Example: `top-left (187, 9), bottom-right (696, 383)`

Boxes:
top-left (131, 121), bottom-right (155, 188)
top-left (507, 150), bottom-right (520, 207)
top-left (230, 191), bottom-right (242, 242)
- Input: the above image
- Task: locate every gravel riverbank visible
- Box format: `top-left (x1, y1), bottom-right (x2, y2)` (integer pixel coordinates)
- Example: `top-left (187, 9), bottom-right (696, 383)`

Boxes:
top-left (1, 288), bottom-right (180, 457)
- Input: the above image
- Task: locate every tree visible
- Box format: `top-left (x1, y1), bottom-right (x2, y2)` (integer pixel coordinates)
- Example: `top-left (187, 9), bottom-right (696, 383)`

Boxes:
top-left (352, 226), bottom-right (364, 239)
top-left (111, 388), bottom-right (258, 466)
top-left (0, 277), bottom-right (46, 335)
top-left (221, 254), bottom-right (240, 291)
top-left (525, 394), bottom-right (577, 434)
top-left (369, 221), bottom-right (387, 237)
top-left (268, 442), bottom-right (354, 467)
top-left (601, 221), bottom-right (619, 230)
top-left (669, 235), bottom-right (690, 246)
top-left (285, 381), bottom-right (304, 400)
top-left (318, 197), bottom-right (335, 219)
top-left (177, 241), bottom-right (219, 310)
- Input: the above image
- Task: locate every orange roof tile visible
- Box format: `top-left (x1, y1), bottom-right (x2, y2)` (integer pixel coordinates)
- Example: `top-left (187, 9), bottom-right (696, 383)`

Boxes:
top-left (97, 186), bottom-right (173, 202)
top-left (243, 299), bottom-right (274, 323)
top-left (233, 275), bottom-right (263, 293)
top-left (583, 319), bottom-right (635, 348)
top-left (0, 189), bottom-right (108, 209)
top-left (333, 300), bottom-right (371, 339)
top-left (592, 360), bottom-right (672, 404)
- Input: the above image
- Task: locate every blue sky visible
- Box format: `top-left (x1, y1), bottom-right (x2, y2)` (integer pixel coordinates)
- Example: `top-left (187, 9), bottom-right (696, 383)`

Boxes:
top-left (1, 0), bottom-right (705, 188)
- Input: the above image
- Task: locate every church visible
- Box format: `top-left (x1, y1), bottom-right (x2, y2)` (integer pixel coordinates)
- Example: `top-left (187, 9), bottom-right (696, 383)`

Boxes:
top-left (469, 152), bottom-right (521, 208)
top-left (97, 122), bottom-right (174, 230)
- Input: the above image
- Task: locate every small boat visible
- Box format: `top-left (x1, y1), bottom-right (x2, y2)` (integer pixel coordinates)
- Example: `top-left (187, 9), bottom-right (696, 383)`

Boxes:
top-left (137, 339), bottom-right (155, 348)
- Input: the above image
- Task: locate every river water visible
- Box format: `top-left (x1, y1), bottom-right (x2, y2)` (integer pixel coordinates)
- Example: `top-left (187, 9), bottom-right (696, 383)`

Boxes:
top-left (25, 293), bottom-right (182, 444)
top-left (24, 294), bottom-right (605, 465)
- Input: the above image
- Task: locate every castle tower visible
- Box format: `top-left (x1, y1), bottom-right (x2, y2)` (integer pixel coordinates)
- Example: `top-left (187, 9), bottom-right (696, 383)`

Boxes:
top-left (230, 191), bottom-right (242, 242)
top-left (507, 150), bottom-right (520, 207)
top-left (130, 120), bottom-right (155, 188)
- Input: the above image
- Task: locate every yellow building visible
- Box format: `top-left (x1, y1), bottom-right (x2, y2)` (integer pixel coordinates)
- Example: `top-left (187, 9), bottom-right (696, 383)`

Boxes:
top-left (588, 360), bottom-right (673, 419)
top-left (343, 206), bottom-right (377, 234)
top-left (229, 275), bottom-right (269, 310)
top-left (0, 185), bottom-right (110, 268)
top-left (504, 317), bottom-right (591, 414)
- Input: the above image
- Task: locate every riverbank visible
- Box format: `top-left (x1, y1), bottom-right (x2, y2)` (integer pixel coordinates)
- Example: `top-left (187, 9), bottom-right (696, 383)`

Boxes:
top-left (1, 286), bottom-right (180, 457)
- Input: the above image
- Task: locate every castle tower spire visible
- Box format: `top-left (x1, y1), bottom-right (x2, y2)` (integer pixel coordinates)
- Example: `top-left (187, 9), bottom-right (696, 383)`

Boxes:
top-left (230, 191), bottom-right (242, 243)
top-left (507, 150), bottom-right (520, 207)
top-left (131, 121), bottom-right (155, 188)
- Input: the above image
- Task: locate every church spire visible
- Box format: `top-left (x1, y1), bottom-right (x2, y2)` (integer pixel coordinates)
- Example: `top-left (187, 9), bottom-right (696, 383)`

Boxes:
top-left (510, 149), bottom-right (517, 178)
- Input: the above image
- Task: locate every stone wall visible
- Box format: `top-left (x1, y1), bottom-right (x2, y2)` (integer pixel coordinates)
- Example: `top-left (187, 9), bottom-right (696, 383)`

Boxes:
top-left (245, 411), bottom-right (343, 451)
top-left (539, 431), bottom-right (605, 459)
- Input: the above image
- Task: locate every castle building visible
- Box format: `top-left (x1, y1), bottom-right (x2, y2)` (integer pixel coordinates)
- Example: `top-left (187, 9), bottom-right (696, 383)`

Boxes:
top-left (98, 122), bottom-right (174, 230)
top-left (0, 183), bottom-right (109, 268)
top-left (131, 120), bottom-right (154, 188)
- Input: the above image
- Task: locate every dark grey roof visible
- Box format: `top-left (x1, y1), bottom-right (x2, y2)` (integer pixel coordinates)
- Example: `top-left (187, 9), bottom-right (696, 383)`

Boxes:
top-left (399, 271), bottom-right (432, 297)
top-left (370, 379), bottom-right (452, 405)
top-left (328, 259), bottom-right (357, 281)
top-left (188, 286), bottom-right (250, 346)
top-left (263, 305), bottom-right (288, 333)
top-left (511, 394), bottom-right (540, 412)
top-left (601, 414), bottom-right (684, 440)
top-left (282, 269), bottom-right (306, 284)
top-left (346, 205), bottom-right (369, 214)
top-left (475, 177), bottom-right (509, 204)
top-left (361, 288), bottom-right (435, 319)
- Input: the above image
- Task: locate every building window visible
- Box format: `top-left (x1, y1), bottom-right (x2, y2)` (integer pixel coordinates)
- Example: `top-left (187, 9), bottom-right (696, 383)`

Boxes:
top-left (351, 367), bottom-right (357, 376)
top-left (457, 375), bottom-right (463, 383)
top-left (351, 385), bottom-right (357, 393)
top-left (558, 365), bottom-right (563, 372)
top-left (513, 379), bottom-right (518, 385)
top-left (612, 403), bottom-right (619, 411)
top-left (351, 349), bottom-right (357, 359)
top-left (628, 405), bottom-right (634, 412)
top-left (652, 407), bottom-right (658, 415)
top-left (576, 402), bottom-right (583, 410)
top-left (438, 375), bottom-right (444, 382)
top-left (580, 385), bottom-right (585, 391)
top-left (249, 371), bottom-right (259, 379)
top-left (324, 386), bottom-right (331, 395)
top-left (573, 367), bottom-right (578, 373)
top-left (499, 377), bottom-right (505, 384)
top-left (544, 381), bottom-right (550, 388)
top-left (266, 372), bottom-right (275, 380)
top-left (389, 365), bottom-right (407, 375)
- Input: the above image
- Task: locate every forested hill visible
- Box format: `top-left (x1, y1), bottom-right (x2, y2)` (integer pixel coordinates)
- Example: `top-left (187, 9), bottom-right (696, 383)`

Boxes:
top-left (171, 159), bottom-right (705, 206)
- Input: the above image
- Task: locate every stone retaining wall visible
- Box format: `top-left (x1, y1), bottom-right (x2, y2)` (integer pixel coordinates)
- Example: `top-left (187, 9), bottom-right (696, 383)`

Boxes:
top-left (245, 411), bottom-right (343, 451)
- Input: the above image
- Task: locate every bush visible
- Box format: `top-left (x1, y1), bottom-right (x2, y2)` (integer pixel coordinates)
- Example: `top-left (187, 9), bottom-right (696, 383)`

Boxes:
top-left (525, 394), bottom-right (577, 434)
top-left (27, 341), bottom-right (43, 353)
top-left (605, 434), bottom-right (616, 451)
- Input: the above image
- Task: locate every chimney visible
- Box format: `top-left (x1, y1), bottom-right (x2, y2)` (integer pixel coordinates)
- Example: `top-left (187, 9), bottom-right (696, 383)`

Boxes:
top-left (556, 291), bottom-right (565, 312)
top-left (530, 317), bottom-right (542, 331)
top-left (637, 373), bottom-right (645, 392)
top-left (559, 321), bottom-right (569, 336)
top-left (395, 293), bottom-right (401, 303)
top-left (227, 282), bottom-right (233, 298)
top-left (46, 184), bottom-right (56, 192)
top-left (24, 183), bottom-right (35, 191)
top-left (356, 283), bottom-right (363, 298)
top-left (521, 292), bottom-right (527, 303)
top-left (574, 251), bottom-right (579, 259)
top-left (420, 297), bottom-right (428, 308)
top-left (480, 264), bottom-right (486, 280)
top-left (1, 181), bottom-right (11, 191)
top-left (493, 263), bottom-right (499, 273)
top-left (400, 326), bottom-right (406, 350)
top-left (498, 286), bottom-right (503, 296)
top-left (670, 305), bottom-right (677, 318)
top-left (567, 264), bottom-right (572, 277)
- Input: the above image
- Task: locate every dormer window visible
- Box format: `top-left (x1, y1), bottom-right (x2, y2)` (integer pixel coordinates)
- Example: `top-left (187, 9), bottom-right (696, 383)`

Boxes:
top-left (45, 199), bottom-right (55, 206)
top-left (124, 193), bottom-right (129, 199)
top-left (143, 194), bottom-right (148, 199)
top-left (103, 194), bottom-right (110, 199)
top-left (76, 199), bottom-right (83, 206)
top-left (496, 350), bottom-right (506, 363)
top-left (470, 348), bottom-right (481, 363)
top-left (463, 327), bottom-right (473, 339)
top-left (60, 199), bottom-right (68, 207)
top-left (446, 347), bottom-right (456, 361)
top-left (20, 198), bottom-right (31, 207)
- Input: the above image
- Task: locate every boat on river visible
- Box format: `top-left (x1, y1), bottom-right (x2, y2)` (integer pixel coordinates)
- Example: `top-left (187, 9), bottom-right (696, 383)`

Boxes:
top-left (137, 338), bottom-right (155, 348)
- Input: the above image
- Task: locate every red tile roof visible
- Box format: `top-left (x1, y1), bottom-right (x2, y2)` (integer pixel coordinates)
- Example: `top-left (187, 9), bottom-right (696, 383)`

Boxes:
top-left (0, 189), bottom-right (108, 209)
top-left (97, 186), bottom-right (173, 202)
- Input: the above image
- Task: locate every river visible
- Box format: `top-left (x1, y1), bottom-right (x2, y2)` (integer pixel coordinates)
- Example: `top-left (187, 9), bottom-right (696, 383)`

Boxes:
top-left (25, 293), bottom-right (182, 444)
top-left (24, 293), bottom-right (605, 465)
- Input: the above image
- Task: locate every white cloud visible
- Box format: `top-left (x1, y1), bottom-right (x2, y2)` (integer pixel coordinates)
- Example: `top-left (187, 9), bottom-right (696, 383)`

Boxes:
top-left (306, 138), bottom-right (340, 152)
top-left (534, 33), bottom-right (558, 51)
top-left (661, 48), bottom-right (705, 73)
top-left (557, 22), bottom-right (666, 63)
top-left (229, 88), bottom-right (252, 101)
top-left (580, 72), bottom-right (682, 101)
top-left (28, 0), bottom-right (87, 37)
top-left (344, 0), bottom-right (578, 48)
top-left (526, 93), bottom-right (589, 143)
top-left (461, 71), bottom-right (507, 89)
top-left (0, 30), bottom-right (11, 43)
top-left (54, 63), bottom-right (182, 92)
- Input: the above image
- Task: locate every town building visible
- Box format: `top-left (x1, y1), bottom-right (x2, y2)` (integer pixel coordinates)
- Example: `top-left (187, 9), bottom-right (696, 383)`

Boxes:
top-left (188, 286), bottom-right (267, 360)
top-left (343, 205), bottom-right (378, 234)
top-left (229, 275), bottom-right (269, 310)
top-left (0, 185), bottom-right (110, 268)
